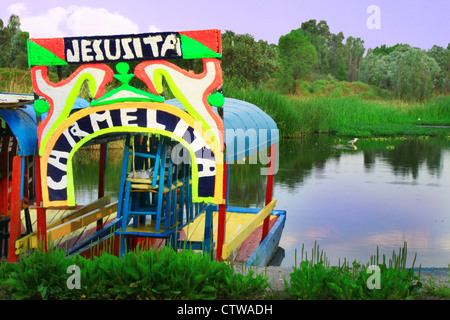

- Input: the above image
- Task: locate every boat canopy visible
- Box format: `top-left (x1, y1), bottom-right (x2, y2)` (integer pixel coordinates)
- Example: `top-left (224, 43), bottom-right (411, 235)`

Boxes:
top-left (0, 93), bottom-right (89, 156)
top-left (0, 104), bottom-right (37, 156)
top-left (166, 98), bottom-right (279, 162)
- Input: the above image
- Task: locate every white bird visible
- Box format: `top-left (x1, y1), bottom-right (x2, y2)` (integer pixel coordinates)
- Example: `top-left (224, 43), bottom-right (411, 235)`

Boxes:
top-left (347, 138), bottom-right (359, 144)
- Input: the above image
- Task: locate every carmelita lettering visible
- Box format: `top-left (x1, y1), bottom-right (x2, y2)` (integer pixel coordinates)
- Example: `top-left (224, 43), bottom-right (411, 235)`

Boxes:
top-left (64, 32), bottom-right (182, 64)
top-left (45, 107), bottom-right (216, 202)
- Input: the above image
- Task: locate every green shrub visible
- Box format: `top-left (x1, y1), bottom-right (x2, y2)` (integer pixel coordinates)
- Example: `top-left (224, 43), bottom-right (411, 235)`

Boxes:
top-left (285, 242), bottom-right (423, 300)
top-left (0, 246), bottom-right (270, 300)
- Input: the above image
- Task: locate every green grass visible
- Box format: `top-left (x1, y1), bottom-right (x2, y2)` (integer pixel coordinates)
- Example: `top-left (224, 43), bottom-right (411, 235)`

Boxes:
top-left (285, 242), bottom-right (425, 300)
top-left (296, 79), bottom-right (392, 100)
top-left (225, 83), bottom-right (450, 138)
top-left (0, 67), bottom-right (59, 94)
top-left (1, 242), bottom-right (447, 300)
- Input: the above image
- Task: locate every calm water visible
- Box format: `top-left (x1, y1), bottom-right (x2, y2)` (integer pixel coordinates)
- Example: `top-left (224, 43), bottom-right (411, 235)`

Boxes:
top-left (73, 135), bottom-right (450, 268)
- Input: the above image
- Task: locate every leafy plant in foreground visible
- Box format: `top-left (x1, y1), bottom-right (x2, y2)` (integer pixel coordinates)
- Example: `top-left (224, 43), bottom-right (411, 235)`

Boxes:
top-left (0, 247), bottom-right (82, 300)
top-left (0, 245), bottom-right (270, 300)
top-left (286, 242), bottom-right (423, 300)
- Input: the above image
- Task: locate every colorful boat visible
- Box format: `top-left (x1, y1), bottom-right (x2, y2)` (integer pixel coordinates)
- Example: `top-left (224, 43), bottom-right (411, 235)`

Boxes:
top-left (2, 28), bottom-right (286, 266)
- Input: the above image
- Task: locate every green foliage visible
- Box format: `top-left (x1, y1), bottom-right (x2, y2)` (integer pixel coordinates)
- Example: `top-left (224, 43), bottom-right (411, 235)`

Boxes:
top-left (371, 44), bottom-right (402, 56)
top-left (392, 47), bottom-right (440, 101)
top-left (0, 247), bottom-right (81, 300)
top-left (361, 44), bottom-right (447, 101)
top-left (426, 45), bottom-right (450, 93)
top-left (0, 14), bottom-right (29, 69)
top-left (327, 32), bottom-right (348, 81)
top-left (301, 20), bottom-right (330, 75)
top-left (277, 28), bottom-right (317, 93)
top-left (0, 246), bottom-right (270, 300)
top-left (221, 30), bottom-right (278, 89)
top-left (226, 84), bottom-right (450, 137)
top-left (346, 37), bottom-right (365, 82)
top-left (300, 19), bottom-right (349, 81)
top-left (221, 269), bottom-right (270, 299)
top-left (422, 276), bottom-right (450, 298)
top-left (286, 242), bottom-right (423, 300)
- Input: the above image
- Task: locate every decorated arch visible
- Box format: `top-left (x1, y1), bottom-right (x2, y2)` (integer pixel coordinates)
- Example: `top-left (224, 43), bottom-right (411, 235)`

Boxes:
top-left (28, 29), bottom-right (226, 207)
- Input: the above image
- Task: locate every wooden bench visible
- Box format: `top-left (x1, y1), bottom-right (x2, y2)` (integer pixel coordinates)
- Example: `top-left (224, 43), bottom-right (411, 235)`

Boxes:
top-left (15, 196), bottom-right (117, 255)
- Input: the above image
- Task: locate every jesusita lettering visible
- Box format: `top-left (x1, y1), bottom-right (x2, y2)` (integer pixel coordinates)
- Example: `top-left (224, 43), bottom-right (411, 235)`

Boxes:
top-left (64, 33), bottom-right (182, 64)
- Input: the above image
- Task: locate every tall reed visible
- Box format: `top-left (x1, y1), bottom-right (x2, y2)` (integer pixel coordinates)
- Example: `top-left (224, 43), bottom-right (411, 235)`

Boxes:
top-left (225, 84), bottom-right (450, 138)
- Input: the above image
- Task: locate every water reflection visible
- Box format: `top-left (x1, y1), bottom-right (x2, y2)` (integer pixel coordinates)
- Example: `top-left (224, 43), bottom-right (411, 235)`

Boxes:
top-left (72, 136), bottom-right (450, 268)
top-left (270, 136), bottom-right (450, 268)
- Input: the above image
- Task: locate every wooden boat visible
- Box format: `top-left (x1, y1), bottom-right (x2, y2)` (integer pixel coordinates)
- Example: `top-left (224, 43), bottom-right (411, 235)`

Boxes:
top-left (2, 28), bottom-right (286, 266)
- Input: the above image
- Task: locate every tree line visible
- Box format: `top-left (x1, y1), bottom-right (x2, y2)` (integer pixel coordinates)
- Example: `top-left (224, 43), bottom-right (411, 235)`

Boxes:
top-left (222, 19), bottom-right (449, 101)
top-left (1, 15), bottom-right (449, 101)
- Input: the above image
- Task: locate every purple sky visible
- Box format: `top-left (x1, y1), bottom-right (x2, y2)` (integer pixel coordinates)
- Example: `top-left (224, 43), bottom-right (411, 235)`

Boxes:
top-left (1, 0), bottom-right (449, 51)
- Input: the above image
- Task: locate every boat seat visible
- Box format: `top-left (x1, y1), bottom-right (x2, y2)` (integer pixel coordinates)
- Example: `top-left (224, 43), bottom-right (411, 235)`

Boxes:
top-left (117, 135), bottom-right (197, 257)
top-left (129, 179), bottom-right (184, 194)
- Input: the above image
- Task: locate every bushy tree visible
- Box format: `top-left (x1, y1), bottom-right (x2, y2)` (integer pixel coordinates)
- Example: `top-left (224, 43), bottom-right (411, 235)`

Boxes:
top-left (277, 28), bottom-right (317, 92)
top-left (300, 19), bottom-right (348, 80)
top-left (0, 14), bottom-right (29, 69)
top-left (362, 44), bottom-right (441, 101)
top-left (327, 32), bottom-right (348, 81)
top-left (426, 45), bottom-right (450, 93)
top-left (301, 20), bottom-right (330, 75)
top-left (221, 30), bottom-right (279, 89)
top-left (360, 51), bottom-right (389, 87)
top-left (392, 46), bottom-right (440, 101)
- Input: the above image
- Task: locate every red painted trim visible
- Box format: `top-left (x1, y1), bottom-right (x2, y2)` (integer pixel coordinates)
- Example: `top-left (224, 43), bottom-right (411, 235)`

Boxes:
top-left (216, 161), bottom-right (228, 261)
top-left (179, 30), bottom-right (222, 54)
top-left (261, 144), bottom-right (276, 241)
top-left (30, 38), bottom-right (65, 61)
top-left (237, 216), bottom-right (278, 264)
top-left (35, 156), bottom-right (47, 252)
top-left (7, 156), bottom-right (22, 262)
top-left (0, 137), bottom-right (10, 217)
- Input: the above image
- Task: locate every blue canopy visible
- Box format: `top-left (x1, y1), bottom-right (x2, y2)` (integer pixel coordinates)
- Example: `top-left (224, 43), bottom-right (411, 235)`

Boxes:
top-left (0, 104), bottom-right (38, 156)
top-left (166, 98), bottom-right (279, 162)
top-left (0, 94), bottom-right (89, 156)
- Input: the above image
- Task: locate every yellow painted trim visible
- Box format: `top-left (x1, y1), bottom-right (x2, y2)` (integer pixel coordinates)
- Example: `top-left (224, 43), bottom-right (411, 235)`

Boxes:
top-left (14, 197), bottom-right (113, 254)
top-left (46, 202), bottom-right (117, 241)
top-left (221, 199), bottom-right (277, 260)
